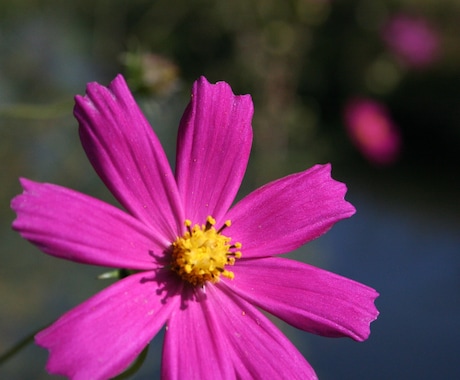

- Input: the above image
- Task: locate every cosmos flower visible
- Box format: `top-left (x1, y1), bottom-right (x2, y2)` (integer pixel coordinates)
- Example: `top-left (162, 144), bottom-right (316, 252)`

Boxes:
top-left (382, 13), bottom-right (440, 68)
top-left (344, 98), bottom-right (402, 165)
top-left (11, 75), bottom-right (379, 379)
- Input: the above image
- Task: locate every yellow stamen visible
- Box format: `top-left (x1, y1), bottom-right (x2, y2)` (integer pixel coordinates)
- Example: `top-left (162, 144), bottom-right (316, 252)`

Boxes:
top-left (171, 216), bottom-right (242, 286)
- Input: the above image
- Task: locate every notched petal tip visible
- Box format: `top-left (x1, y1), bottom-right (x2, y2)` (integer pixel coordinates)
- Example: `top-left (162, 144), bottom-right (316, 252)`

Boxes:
top-left (194, 75), bottom-right (233, 92)
top-left (192, 75), bottom-right (254, 114)
top-left (366, 288), bottom-right (380, 327)
top-left (73, 74), bottom-right (130, 116)
top-left (11, 177), bottom-right (37, 223)
top-left (108, 73), bottom-right (131, 95)
top-left (319, 163), bottom-right (356, 218)
top-left (351, 288), bottom-right (380, 342)
top-left (85, 73), bottom-right (128, 94)
top-left (16, 176), bottom-right (36, 192)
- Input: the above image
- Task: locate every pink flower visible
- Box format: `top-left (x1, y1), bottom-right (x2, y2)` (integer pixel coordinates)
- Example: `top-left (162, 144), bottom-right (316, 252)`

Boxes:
top-left (11, 75), bottom-right (379, 379)
top-left (344, 98), bottom-right (402, 165)
top-left (382, 14), bottom-right (440, 68)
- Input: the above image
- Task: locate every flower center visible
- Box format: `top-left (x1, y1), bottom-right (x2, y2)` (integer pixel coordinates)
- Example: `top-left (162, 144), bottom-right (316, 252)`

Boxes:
top-left (171, 216), bottom-right (242, 286)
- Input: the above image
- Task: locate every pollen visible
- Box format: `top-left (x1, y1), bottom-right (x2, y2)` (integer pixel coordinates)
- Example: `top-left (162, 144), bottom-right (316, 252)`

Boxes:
top-left (171, 216), bottom-right (242, 286)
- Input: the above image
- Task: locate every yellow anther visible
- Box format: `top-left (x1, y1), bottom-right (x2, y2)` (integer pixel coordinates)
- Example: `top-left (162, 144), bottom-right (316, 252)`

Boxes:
top-left (222, 270), bottom-right (234, 280)
top-left (171, 216), bottom-right (242, 286)
top-left (218, 220), bottom-right (232, 233)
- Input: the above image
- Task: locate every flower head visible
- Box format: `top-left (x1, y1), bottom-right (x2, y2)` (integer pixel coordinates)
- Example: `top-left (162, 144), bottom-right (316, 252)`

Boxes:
top-left (11, 75), bottom-right (379, 379)
top-left (344, 98), bottom-right (402, 165)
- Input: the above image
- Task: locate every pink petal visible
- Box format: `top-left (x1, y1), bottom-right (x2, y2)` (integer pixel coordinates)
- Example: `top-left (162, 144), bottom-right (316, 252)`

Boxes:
top-left (226, 257), bottom-right (379, 342)
top-left (75, 74), bottom-right (183, 242)
top-left (36, 270), bottom-right (182, 380)
top-left (225, 164), bottom-right (356, 258)
top-left (161, 286), bottom-right (235, 379)
top-left (172, 284), bottom-right (316, 380)
top-left (175, 76), bottom-right (253, 225)
top-left (11, 178), bottom-right (167, 269)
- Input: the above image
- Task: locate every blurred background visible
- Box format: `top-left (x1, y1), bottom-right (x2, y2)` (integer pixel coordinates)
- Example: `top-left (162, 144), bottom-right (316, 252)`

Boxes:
top-left (1, 0), bottom-right (459, 378)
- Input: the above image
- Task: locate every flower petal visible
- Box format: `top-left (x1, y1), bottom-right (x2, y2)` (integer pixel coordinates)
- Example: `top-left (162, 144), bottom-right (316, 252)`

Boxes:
top-left (225, 164), bottom-right (356, 258)
top-left (163, 284), bottom-right (316, 379)
top-left (161, 286), bottom-right (235, 379)
top-left (175, 76), bottom-right (253, 224)
top-left (35, 270), bottom-right (182, 380)
top-left (213, 284), bottom-right (317, 379)
top-left (11, 178), bottom-right (167, 269)
top-left (226, 257), bottom-right (379, 341)
top-left (75, 74), bottom-right (183, 241)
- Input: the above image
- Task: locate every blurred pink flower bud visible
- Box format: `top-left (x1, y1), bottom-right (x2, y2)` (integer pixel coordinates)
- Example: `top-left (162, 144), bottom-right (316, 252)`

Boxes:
top-left (344, 98), bottom-right (402, 165)
top-left (382, 14), bottom-right (440, 68)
